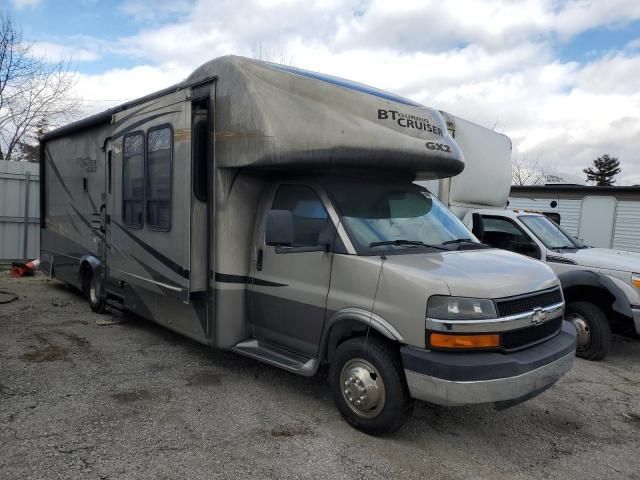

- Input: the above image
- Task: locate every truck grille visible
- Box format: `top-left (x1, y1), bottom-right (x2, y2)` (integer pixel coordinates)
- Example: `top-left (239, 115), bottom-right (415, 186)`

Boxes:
top-left (495, 288), bottom-right (563, 318)
top-left (502, 317), bottom-right (563, 350)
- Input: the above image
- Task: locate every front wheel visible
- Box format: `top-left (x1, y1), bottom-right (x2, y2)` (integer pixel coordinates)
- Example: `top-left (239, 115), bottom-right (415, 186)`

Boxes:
top-left (329, 336), bottom-right (413, 435)
top-left (565, 301), bottom-right (612, 361)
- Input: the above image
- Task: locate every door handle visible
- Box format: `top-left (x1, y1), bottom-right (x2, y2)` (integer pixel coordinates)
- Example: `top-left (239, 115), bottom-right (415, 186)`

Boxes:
top-left (256, 249), bottom-right (263, 271)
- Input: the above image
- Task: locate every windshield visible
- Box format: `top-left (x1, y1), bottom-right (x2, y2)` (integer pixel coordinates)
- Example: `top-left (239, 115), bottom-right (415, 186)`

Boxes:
top-left (519, 215), bottom-right (584, 249)
top-left (323, 180), bottom-right (477, 253)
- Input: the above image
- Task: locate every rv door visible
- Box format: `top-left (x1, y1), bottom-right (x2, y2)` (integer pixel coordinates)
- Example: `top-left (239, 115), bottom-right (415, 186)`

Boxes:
top-left (106, 89), bottom-right (192, 309)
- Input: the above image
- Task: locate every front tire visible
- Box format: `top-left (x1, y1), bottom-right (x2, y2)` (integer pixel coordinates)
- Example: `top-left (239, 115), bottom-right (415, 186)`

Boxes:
top-left (565, 301), bottom-right (612, 361)
top-left (329, 336), bottom-right (413, 435)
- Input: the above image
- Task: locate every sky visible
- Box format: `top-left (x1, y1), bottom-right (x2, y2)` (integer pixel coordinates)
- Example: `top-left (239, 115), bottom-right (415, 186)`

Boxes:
top-left (6, 0), bottom-right (640, 185)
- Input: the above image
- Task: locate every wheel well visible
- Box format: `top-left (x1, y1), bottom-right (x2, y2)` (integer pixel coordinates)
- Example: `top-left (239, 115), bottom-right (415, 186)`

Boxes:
top-left (323, 319), bottom-right (397, 364)
top-left (563, 285), bottom-right (630, 332)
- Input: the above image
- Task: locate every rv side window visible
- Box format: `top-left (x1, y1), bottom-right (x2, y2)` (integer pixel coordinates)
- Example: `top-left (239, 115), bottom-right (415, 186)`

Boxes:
top-left (146, 126), bottom-right (172, 231)
top-left (122, 132), bottom-right (145, 227)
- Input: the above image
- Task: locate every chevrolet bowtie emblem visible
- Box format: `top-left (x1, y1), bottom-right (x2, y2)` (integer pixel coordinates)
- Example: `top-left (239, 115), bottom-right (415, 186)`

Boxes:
top-left (531, 307), bottom-right (546, 325)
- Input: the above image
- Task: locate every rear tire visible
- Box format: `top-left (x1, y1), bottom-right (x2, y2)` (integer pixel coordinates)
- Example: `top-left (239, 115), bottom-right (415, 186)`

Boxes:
top-left (85, 270), bottom-right (105, 314)
top-left (329, 336), bottom-right (413, 435)
top-left (566, 301), bottom-right (611, 361)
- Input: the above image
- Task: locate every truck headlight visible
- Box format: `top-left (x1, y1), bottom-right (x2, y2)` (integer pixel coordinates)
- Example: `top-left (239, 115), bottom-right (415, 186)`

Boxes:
top-left (427, 296), bottom-right (497, 320)
top-left (632, 273), bottom-right (640, 289)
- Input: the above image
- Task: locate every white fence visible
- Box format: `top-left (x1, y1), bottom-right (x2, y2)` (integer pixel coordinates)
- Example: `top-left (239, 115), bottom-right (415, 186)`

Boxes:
top-left (0, 160), bottom-right (39, 260)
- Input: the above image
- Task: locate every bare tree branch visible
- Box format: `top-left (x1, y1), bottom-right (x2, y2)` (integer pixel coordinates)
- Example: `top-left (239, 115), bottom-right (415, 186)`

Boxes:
top-left (0, 12), bottom-right (79, 161)
top-left (512, 155), bottom-right (548, 186)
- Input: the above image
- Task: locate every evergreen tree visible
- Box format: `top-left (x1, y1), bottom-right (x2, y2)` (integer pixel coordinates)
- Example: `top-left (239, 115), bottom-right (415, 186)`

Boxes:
top-left (583, 154), bottom-right (621, 186)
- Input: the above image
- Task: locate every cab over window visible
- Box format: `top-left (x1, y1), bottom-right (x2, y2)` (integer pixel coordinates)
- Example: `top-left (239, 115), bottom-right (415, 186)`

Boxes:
top-left (122, 133), bottom-right (144, 227)
top-left (272, 185), bottom-right (330, 247)
top-left (146, 126), bottom-right (172, 231)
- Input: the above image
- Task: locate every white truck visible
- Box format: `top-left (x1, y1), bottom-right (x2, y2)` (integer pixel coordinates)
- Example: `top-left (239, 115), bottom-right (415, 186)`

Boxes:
top-left (423, 118), bottom-right (640, 360)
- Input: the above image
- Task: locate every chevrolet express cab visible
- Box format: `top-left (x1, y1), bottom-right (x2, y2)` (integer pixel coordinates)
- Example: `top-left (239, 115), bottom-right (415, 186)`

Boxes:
top-left (39, 56), bottom-right (576, 434)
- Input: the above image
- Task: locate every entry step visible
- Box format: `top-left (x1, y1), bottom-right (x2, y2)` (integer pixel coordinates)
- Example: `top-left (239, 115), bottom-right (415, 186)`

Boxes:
top-left (105, 292), bottom-right (125, 313)
top-left (232, 339), bottom-right (318, 377)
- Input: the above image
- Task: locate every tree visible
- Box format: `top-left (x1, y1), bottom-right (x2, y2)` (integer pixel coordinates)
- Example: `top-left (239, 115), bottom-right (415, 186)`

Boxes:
top-left (583, 154), bottom-right (621, 186)
top-left (0, 13), bottom-right (78, 161)
top-left (512, 155), bottom-right (547, 186)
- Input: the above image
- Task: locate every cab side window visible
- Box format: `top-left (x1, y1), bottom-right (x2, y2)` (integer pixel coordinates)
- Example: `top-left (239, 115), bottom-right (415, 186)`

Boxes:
top-left (481, 216), bottom-right (540, 259)
top-left (271, 185), bottom-right (330, 247)
top-left (122, 132), bottom-right (145, 227)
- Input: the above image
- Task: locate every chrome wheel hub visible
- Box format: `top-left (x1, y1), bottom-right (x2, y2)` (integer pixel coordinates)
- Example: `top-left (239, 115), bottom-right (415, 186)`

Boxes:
top-left (567, 313), bottom-right (590, 350)
top-left (340, 359), bottom-right (385, 419)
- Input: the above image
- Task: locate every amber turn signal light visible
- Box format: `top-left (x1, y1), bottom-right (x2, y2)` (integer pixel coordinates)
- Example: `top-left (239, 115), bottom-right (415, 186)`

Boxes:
top-left (430, 333), bottom-right (500, 349)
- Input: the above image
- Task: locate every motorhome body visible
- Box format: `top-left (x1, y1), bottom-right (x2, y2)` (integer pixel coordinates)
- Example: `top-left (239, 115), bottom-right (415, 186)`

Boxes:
top-left (427, 118), bottom-right (640, 361)
top-left (40, 56), bottom-right (575, 433)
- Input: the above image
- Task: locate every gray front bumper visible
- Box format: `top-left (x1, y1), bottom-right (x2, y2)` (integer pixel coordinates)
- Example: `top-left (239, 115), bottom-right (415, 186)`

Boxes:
top-left (633, 308), bottom-right (640, 335)
top-left (401, 321), bottom-right (576, 407)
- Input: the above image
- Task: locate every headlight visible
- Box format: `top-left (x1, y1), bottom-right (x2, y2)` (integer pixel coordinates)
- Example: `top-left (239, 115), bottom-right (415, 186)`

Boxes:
top-left (632, 273), bottom-right (640, 289)
top-left (427, 296), bottom-right (497, 320)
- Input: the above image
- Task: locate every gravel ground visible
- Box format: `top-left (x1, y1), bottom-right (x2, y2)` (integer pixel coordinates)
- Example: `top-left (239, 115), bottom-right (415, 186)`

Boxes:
top-left (1, 274), bottom-right (639, 480)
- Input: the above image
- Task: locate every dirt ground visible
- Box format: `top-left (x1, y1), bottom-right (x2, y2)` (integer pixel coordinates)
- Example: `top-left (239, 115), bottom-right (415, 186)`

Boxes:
top-left (1, 274), bottom-right (639, 480)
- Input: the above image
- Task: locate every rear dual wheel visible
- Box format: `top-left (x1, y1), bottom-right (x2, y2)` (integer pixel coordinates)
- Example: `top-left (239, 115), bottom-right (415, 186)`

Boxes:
top-left (85, 270), bottom-right (105, 313)
top-left (329, 336), bottom-right (413, 435)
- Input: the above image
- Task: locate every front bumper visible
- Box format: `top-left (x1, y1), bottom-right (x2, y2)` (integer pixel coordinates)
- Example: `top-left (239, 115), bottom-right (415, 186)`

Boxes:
top-left (401, 321), bottom-right (576, 407)
top-left (632, 308), bottom-right (640, 335)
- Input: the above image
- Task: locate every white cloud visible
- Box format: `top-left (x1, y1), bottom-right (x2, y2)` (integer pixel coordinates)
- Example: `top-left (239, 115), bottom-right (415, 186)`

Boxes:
top-left (62, 0), bottom-right (640, 184)
top-left (30, 41), bottom-right (101, 62)
top-left (11, 0), bottom-right (41, 8)
top-left (118, 0), bottom-right (193, 22)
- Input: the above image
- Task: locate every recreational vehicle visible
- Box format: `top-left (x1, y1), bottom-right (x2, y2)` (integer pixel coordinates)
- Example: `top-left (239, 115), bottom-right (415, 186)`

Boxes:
top-left (422, 120), bottom-right (640, 361)
top-left (40, 56), bottom-right (575, 433)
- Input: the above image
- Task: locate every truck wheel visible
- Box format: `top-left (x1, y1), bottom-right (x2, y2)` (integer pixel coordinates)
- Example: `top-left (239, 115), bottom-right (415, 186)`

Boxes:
top-left (565, 301), bottom-right (612, 361)
top-left (329, 336), bottom-right (413, 435)
top-left (86, 271), bottom-right (105, 313)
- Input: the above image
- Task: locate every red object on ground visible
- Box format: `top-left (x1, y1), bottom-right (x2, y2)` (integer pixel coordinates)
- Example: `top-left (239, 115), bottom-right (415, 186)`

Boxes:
top-left (10, 258), bottom-right (40, 278)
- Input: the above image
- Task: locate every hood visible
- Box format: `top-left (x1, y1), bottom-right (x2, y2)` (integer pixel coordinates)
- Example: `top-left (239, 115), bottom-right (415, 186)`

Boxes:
top-left (562, 248), bottom-right (640, 273)
top-left (381, 248), bottom-right (558, 299)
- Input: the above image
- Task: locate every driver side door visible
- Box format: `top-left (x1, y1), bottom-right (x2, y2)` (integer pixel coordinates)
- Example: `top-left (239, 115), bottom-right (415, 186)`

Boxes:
top-left (249, 183), bottom-right (335, 357)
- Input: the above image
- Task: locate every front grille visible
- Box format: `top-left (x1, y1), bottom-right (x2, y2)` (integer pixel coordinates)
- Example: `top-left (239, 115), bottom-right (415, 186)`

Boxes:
top-left (502, 316), bottom-right (563, 350)
top-left (496, 288), bottom-right (563, 318)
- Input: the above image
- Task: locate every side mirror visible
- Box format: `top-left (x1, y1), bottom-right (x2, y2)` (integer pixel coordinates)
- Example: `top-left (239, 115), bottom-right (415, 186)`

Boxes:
top-left (472, 213), bottom-right (485, 242)
top-left (266, 210), bottom-right (293, 246)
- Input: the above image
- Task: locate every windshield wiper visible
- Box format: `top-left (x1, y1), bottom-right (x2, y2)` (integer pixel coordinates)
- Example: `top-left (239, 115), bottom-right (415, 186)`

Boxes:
top-left (442, 238), bottom-right (490, 249)
top-left (442, 238), bottom-right (474, 245)
top-left (369, 239), bottom-right (447, 250)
